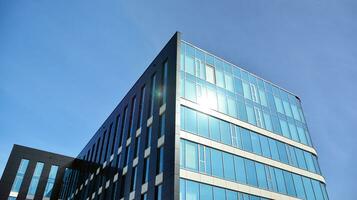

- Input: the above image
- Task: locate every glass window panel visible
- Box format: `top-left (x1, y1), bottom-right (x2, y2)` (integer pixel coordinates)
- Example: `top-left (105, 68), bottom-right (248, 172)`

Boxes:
top-left (246, 104), bottom-right (256, 125)
top-left (254, 107), bottom-right (264, 128)
top-left (211, 149), bottom-right (223, 178)
top-left (185, 78), bottom-right (197, 102)
top-left (271, 115), bottom-right (282, 135)
top-left (186, 180), bottom-right (199, 200)
top-left (263, 112), bottom-right (273, 131)
top-left (274, 168), bottom-right (287, 194)
top-left (241, 128), bottom-right (253, 152)
top-left (242, 81), bottom-right (252, 100)
top-left (185, 141), bottom-right (198, 171)
top-left (291, 104), bottom-right (301, 121)
top-left (266, 166), bottom-right (278, 192)
top-left (260, 135), bottom-right (271, 158)
top-left (297, 126), bottom-right (308, 145)
top-left (312, 156), bottom-right (322, 175)
top-left (223, 153), bottom-right (235, 181)
top-left (44, 165), bottom-right (59, 198)
top-left (312, 180), bottom-right (324, 200)
top-left (279, 119), bottom-right (291, 139)
top-left (220, 121), bottom-right (231, 145)
top-left (206, 65), bottom-right (216, 84)
top-left (196, 58), bottom-right (206, 80)
top-left (304, 152), bottom-right (316, 173)
top-left (259, 89), bottom-right (268, 107)
top-left (287, 146), bottom-right (298, 167)
top-left (250, 84), bottom-right (259, 103)
top-left (185, 56), bottom-right (195, 75)
top-left (245, 159), bottom-right (258, 187)
top-left (288, 123), bottom-right (299, 142)
top-left (226, 190), bottom-right (237, 200)
top-left (197, 112), bottom-right (209, 138)
top-left (255, 163), bottom-right (268, 189)
top-left (234, 126), bottom-right (242, 149)
top-left (217, 92), bottom-right (227, 114)
top-left (274, 96), bottom-right (285, 114)
top-left (10, 159), bottom-right (29, 193)
top-left (200, 183), bottom-right (213, 200)
top-left (180, 179), bottom-right (186, 200)
top-left (213, 187), bottom-right (226, 200)
top-left (207, 86), bottom-right (218, 109)
top-left (269, 139), bottom-right (280, 161)
top-left (295, 148), bottom-right (307, 170)
top-left (251, 132), bottom-right (262, 155)
top-left (225, 74), bottom-right (234, 92)
top-left (321, 183), bottom-right (329, 200)
top-left (237, 100), bottom-right (248, 122)
top-left (234, 78), bottom-right (244, 95)
top-left (276, 142), bottom-right (289, 164)
top-left (292, 174), bottom-right (306, 199)
top-left (283, 171), bottom-right (296, 197)
top-left (27, 162), bottom-right (44, 196)
top-left (209, 117), bottom-right (221, 142)
top-left (302, 177), bottom-right (316, 200)
top-left (185, 108), bottom-right (197, 133)
top-left (216, 70), bottom-right (225, 88)
top-left (283, 100), bottom-right (293, 117)
top-left (180, 73), bottom-right (185, 98)
top-left (227, 96), bottom-right (237, 118)
top-left (234, 156), bottom-right (246, 184)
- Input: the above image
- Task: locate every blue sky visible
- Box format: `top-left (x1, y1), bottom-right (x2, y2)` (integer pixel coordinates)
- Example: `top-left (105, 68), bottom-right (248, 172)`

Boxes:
top-left (0, 0), bottom-right (356, 199)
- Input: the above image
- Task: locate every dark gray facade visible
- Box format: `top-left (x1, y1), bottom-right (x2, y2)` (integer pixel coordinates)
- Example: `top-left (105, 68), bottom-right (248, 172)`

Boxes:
top-left (0, 145), bottom-right (74, 200)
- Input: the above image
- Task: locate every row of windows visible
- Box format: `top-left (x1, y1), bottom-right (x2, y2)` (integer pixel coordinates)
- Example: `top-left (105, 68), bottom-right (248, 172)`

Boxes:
top-left (180, 140), bottom-right (328, 200)
top-left (180, 41), bottom-right (313, 147)
top-left (180, 178), bottom-right (268, 200)
top-left (60, 61), bottom-right (169, 200)
top-left (180, 41), bottom-right (305, 123)
top-left (180, 73), bottom-right (312, 147)
top-left (8, 159), bottom-right (58, 200)
top-left (180, 106), bottom-right (321, 175)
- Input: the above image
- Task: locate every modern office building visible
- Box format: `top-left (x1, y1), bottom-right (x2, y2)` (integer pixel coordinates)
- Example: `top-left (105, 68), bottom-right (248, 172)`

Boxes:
top-left (0, 32), bottom-right (329, 200)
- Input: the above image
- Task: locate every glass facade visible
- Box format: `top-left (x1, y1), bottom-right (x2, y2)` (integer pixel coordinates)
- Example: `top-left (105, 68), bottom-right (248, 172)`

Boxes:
top-left (180, 41), bottom-right (312, 147)
top-left (181, 106), bottom-right (321, 175)
top-left (180, 139), bottom-right (328, 200)
top-left (180, 179), bottom-right (268, 200)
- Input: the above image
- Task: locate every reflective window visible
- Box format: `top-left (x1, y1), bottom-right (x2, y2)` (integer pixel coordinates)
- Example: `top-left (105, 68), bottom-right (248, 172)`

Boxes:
top-left (197, 112), bottom-right (209, 138)
top-left (302, 177), bottom-right (316, 200)
top-left (44, 165), bottom-right (59, 198)
top-left (245, 159), bottom-right (258, 187)
top-left (186, 179), bottom-right (199, 200)
top-left (220, 121), bottom-right (231, 145)
top-left (209, 117), bottom-right (220, 141)
top-left (256, 162), bottom-right (268, 189)
top-left (206, 65), bottom-right (215, 84)
top-left (241, 128), bottom-right (253, 152)
top-left (10, 159), bottom-right (29, 194)
top-left (293, 174), bottom-right (306, 199)
top-left (234, 156), bottom-right (246, 184)
top-left (185, 141), bottom-right (198, 171)
top-left (213, 187), bottom-right (225, 200)
top-left (274, 168), bottom-right (287, 194)
top-left (211, 149), bottom-right (223, 178)
top-left (222, 153), bottom-right (235, 181)
top-left (200, 183), bottom-right (213, 200)
top-left (27, 162), bottom-right (44, 197)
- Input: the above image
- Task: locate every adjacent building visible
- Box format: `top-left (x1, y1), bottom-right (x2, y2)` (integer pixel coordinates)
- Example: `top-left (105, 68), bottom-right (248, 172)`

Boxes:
top-left (0, 32), bottom-right (329, 200)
